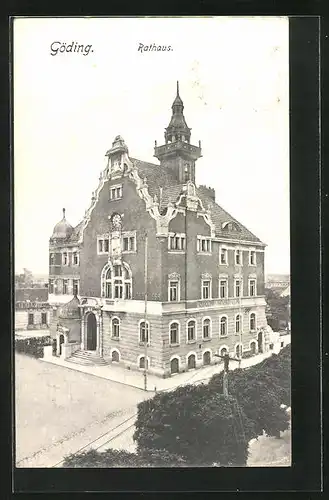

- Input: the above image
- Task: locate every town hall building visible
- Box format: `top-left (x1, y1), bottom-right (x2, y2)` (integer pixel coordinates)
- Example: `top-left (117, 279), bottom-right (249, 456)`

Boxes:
top-left (48, 82), bottom-right (271, 377)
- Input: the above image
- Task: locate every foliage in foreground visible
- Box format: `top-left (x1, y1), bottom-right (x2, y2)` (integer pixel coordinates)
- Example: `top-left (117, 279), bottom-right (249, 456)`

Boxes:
top-left (64, 345), bottom-right (291, 468)
top-left (133, 385), bottom-right (254, 467)
top-left (62, 448), bottom-right (187, 468)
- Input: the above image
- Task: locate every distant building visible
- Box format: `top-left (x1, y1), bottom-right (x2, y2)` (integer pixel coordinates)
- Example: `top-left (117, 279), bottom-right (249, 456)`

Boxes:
top-left (15, 286), bottom-right (50, 332)
top-left (15, 300), bottom-right (51, 331)
top-left (48, 83), bottom-right (270, 377)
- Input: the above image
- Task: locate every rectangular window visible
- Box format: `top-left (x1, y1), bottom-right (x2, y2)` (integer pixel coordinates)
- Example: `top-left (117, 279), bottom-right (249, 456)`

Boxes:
top-left (28, 313), bottom-right (34, 325)
top-left (98, 238), bottom-right (109, 254)
top-left (168, 234), bottom-right (186, 251)
top-left (114, 280), bottom-right (123, 299)
top-left (125, 282), bottom-right (131, 299)
top-left (122, 234), bottom-right (136, 253)
top-left (169, 281), bottom-right (179, 302)
top-left (187, 321), bottom-right (196, 342)
top-left (110, 184), bottom-right (123, 200)
top-left (106, 283), bottom-right (112, 299)
top-left (235, 249), bottom-right (242, 265)
top-left (219, 280), bottom-right (227, 299)
top-left (48, 279), bottom-right (54, 294)
top-left (203, 320), bottom-right (211, 339)
top-left (49, 253), bottom-right (55, 266)
top-left (63, 279), bottom-right (68, 294)
top-left (235, 279), bottom-right (241, 298)
top-left (73, 252), bottom-right (79, 265)
top-left (198, 237), bottom-right (212, 253)
top-left (249, 279), bottom-right (256, 297)
top-left (202, 280), bottom-right (211, 300)
top-left (73, 279), bottom-right (79, 296)
top-left (41, 312), bottom-right (47, 324)
top-left (220, 248), bottom-right (228, 265)
top-left (250, 250), bottom-right (256, 266)
top-left (62, 252), bottom-right (68, 266)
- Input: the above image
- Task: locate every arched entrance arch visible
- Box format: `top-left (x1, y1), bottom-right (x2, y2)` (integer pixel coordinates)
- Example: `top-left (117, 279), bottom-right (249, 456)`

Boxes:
top-left (86, 312), bottom-right (97, 351)
top-left (257, 331), bottom-right (263, 353)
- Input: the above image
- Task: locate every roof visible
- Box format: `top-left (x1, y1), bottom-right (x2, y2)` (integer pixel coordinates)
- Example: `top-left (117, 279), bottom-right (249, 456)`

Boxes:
top-left (63, 157), bottom-right (263, 245)
top-left (131, 158), bottom-right (262, 243)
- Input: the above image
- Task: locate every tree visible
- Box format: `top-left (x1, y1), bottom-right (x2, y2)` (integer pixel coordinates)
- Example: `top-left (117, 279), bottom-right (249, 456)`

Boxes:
top-left (265, 289), bottom-right (290, 331)
top-left (133, 384), bottom-right (254, 467)
top-left (209, 347), bottom-right (291, 437)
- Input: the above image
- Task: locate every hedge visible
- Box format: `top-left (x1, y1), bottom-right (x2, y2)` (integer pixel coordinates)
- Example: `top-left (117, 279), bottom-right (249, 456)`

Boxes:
top-left (15, 335), bottom-right (51, 358)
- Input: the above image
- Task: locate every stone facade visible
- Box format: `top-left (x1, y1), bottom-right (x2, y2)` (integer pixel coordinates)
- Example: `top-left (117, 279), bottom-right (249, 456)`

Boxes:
top-left (48, 82), bottom-right (269, 377)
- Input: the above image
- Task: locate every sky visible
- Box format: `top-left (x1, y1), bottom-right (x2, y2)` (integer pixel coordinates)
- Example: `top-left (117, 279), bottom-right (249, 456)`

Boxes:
top-left (14, 16), bottom-right (289, 276)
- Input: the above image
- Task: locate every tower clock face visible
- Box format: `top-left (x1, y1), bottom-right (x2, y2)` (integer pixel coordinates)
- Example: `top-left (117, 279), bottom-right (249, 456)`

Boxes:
top-left (112, 213), bottom-right (122, 230)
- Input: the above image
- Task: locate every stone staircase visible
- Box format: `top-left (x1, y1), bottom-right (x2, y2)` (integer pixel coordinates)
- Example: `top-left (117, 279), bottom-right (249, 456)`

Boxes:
top-left (67, 350), bottom-right (109, 366)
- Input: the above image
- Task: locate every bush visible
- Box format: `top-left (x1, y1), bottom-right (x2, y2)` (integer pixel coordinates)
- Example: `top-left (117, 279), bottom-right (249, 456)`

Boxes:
top-left (62, 448), bottom-right (188, 468)
top-left (15, 335), bottom-right (51, 358)
top-left (209, 346), bottom-right (291, 437)
top-left (133, 384), bottom-right (253, 467)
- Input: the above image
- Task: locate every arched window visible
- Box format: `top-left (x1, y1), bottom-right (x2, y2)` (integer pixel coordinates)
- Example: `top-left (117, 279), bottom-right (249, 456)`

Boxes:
top-left (250, 341), bottom-right (257, 355)
top-left (235, 314), bottom-right (242, 334)
top-left (111, 350), bottom-right (120, 362)
top-left (170, 322), bottom-right (179, 345)
top-left (101, 263), bottom-right (132, 299)
top-left (250, 313), bottom-right (256, 331)
top-left (139, 356), bottom-right (149, 369)
top-left (220, 316), bottom-right (228, 336)
top-left (112, 317), bottom-right (120, 338)
top-left (170, 357), bottom-right (179, 374)
top-left (202, 318), bottom-right (211, 339)
top-left (203, 351), bottom-right (211, 365)
top-left (220, 347), bottom-right (228, 357)
top-left (139, 321), bottom-right (149, 344)
top-left (184, 164), bottom-right (190, 182)
top-left (187, 320), bottom-right (196, 342)
top-left (187, 353), bottom-right (196, 370)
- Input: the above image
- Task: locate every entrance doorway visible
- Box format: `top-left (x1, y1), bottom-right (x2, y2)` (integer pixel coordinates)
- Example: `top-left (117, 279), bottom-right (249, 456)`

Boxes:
top-left (170, 357), bottom-right (179, 374)
top-left (86, 313), bottom-right (97, 350)
top-left (59, 334), bottom-right (65, 355)
top-left (257, 331), bottom-right (263, 353)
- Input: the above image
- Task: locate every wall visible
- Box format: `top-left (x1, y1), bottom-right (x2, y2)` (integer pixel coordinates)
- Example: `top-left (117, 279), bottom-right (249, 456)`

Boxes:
top-left (79, 177), bottom-right (161, 299)
top-left (101, 311), bottom-right (164, 375)
top-left (15, 309), bottom-right (50, 331)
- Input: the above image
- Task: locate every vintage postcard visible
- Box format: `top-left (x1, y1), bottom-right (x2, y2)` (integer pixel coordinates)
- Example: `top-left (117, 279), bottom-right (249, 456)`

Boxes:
top-left (14, 16), bottom-right (291, 471)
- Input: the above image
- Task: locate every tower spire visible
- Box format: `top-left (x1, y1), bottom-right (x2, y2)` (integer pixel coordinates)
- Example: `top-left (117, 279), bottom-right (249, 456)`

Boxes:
top-left (177, 80), bottom-right (179, 96)
top-left (62, 208), bottom-right (66, 220)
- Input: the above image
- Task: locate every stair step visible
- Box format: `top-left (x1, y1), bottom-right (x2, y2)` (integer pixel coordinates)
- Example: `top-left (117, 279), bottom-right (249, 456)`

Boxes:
top-left (67, 350), bottom-right (109, 366)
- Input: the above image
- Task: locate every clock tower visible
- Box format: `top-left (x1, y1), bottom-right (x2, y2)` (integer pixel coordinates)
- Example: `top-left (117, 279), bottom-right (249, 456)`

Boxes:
top-left (154, 81), bottom-right (202, 184)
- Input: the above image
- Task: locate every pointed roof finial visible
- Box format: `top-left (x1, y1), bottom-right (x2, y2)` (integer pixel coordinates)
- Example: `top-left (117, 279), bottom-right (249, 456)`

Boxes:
top-left (177, 80), bottom-right (179, 95)
top-left (62, 208), bottom-right (66, 219)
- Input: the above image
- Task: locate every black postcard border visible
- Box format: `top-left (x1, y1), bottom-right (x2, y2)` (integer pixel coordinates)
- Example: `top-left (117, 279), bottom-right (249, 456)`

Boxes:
top-left (1, 13), bottom-right (323, 495)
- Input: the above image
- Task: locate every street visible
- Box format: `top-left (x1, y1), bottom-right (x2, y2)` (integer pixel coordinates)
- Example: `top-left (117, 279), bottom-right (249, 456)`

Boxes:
top-left (15, 354), bottom-right (150, 467)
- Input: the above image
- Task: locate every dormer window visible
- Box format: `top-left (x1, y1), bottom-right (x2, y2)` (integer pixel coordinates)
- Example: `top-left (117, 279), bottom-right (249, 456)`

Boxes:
top-left (223, 221), bottom-right (241, 232)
